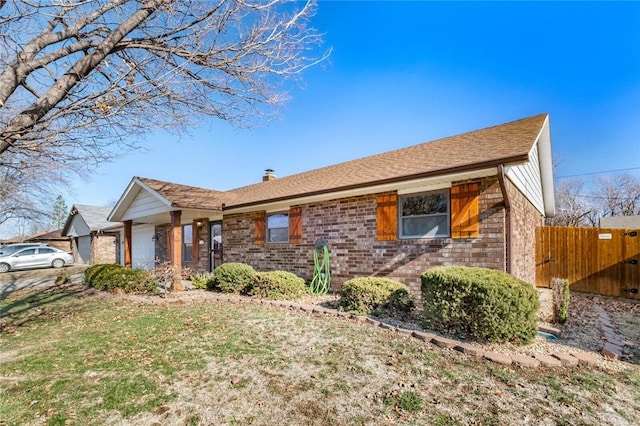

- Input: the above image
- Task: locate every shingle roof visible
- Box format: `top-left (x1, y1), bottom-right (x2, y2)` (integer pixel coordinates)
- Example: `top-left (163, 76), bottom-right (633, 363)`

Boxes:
top-left (137, 177), bottom-right (231, 210)
top-left (72, 205), bottom-right (115, 231)
top-left (131, 114), bottom-right (547, 211)
top-left (225, 113), bottom-right (548, 208)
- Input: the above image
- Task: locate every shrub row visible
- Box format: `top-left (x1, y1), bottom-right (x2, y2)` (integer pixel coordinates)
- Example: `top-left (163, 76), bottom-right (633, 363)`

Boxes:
top-left (84, 264), bottom-right (157, 294)
top-left (207, 263), bottom-right (308, 300)
top-left (421, 266), bottom-right (539, 344)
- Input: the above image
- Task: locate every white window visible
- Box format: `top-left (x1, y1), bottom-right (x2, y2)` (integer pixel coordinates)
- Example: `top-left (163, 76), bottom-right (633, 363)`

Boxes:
top-left (183, 224), bottom-right (193, 262)
top-left (267, 213), bottom-right (288, 243)
top-left (400, 190), bottom-right (449, 238)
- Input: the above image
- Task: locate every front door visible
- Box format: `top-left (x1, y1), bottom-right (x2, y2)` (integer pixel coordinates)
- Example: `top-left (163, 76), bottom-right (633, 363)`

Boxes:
top-left (210, 221), bottom-right (223, 272)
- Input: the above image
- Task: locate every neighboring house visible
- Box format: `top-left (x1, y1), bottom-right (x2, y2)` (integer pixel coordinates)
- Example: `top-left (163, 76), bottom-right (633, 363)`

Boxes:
top-left (61, 205), bottom-right (122, 265)
top-left (600, 215), bottom-right (640, 229)
top-left (0, 229), bottom-right (71, 251)
top-left (108, 114), bottom-right (555, 294)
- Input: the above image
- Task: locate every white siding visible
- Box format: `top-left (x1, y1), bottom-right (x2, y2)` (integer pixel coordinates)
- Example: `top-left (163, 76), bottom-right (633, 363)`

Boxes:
top-left (66, 215), bottom-right (90, 237)
top-left (121, 191), bottom-right (170, 222)
top-left (505, 143), bottom-right (545, 214)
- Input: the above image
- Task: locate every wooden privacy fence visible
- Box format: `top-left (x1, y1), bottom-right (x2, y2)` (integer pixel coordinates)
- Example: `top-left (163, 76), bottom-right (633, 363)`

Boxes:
top-left (535, 226), bottom-right (640, 300)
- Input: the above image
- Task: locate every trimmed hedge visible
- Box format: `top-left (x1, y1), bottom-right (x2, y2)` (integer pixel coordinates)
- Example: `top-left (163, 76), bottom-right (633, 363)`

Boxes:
top-left (190, 272), bottom-right (214, 290)
top-left (248, 271), bottom-right (308, 300)
top-left (421, 266), bottom-right (539, 344)
top-left (84, 264), bottom-right (157, 294)
top-left (339, 277), bottom-right (414, 317)
top-left (208, 262), bottom-right (256, 293)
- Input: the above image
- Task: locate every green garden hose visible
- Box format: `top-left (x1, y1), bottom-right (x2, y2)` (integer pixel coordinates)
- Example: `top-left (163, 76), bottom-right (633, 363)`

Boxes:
top-left (310, 240), bottom-right (330, 295)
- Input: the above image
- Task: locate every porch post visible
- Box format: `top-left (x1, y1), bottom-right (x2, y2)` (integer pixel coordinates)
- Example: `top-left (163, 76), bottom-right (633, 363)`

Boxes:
top-left (124, 220), bottom-right (132, 268)
top-left (170, 211), bottom-right (182, 266)
top-left (169, 210), bottom-right (183, 290)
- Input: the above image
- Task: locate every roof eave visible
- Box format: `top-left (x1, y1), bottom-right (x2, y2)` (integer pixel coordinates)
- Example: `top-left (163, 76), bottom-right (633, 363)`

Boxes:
top-left (537, 116), bottom-right (556, 217)
top-left (224, 155), bottom-right (529, 211)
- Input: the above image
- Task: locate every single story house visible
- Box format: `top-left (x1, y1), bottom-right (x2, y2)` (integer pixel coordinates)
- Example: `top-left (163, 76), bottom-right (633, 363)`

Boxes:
top-left (108, 113), bottom-right (555, 294)
top-left (0, 229), bottom-right (71, 251)
top-left (61, 204), bottom-right (122, 265)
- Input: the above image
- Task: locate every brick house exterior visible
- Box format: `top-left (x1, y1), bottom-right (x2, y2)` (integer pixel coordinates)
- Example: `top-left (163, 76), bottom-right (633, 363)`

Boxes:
top-left (62, 205), bottom-right (121, 265)
top-left (108, 114), bottom-right (555, 295)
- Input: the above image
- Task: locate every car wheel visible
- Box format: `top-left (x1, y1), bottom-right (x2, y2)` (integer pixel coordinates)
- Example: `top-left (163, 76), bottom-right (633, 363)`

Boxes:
top-left (52, 258), bottom-right (65, 268)
top-left (0, 263), bottom-right (9, 273)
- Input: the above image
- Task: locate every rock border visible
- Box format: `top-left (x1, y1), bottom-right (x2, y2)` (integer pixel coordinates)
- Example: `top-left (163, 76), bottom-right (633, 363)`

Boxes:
top-left (164, 292), bottom-right (604, 369)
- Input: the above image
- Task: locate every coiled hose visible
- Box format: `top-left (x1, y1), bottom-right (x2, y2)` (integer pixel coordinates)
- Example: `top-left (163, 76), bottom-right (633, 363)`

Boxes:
top-left (310, 239), bottom-right (330, 295)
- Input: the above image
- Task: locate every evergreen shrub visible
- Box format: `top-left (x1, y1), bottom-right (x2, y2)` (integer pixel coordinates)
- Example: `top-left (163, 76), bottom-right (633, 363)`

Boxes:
top-left (421, 266), bottom-right (539, 344)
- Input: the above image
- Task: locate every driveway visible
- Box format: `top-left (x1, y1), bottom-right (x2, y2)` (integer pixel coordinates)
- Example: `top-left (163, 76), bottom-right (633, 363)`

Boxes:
top-left (0, 265), bottom-right (89, 300)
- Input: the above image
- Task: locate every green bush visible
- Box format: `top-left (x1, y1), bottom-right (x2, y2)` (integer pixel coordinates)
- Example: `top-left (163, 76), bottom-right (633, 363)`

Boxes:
top-left (552, 277), bottom-right (570, 324)
top-left (84, 264), bottom-right (122, 288)
top-left (84, 263), bottom-right (157, 294)
top-left (209, 262), bottom-right (256, 293)
top-left (248, 270), bottom-right (308, 300)
top-left (339, 277), bottom-right (414, 317)
top-left (421, 266), bottom-right (539, 344)
top-left (190, 272), bottom-right (214, 290)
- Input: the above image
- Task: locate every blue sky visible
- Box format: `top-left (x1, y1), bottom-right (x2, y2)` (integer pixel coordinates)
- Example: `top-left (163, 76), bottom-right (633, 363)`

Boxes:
top-left (70, 0), bottom-right (640, 206)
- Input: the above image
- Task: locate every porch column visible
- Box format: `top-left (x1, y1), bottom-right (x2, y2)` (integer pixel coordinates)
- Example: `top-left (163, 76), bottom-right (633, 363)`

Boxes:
top-left (170, 211), bottom-right (182, 266)
top-left (124, 220), bottom-right (132, 268)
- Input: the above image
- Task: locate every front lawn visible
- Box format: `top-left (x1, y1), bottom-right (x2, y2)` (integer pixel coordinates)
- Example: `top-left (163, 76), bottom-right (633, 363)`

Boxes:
top-left (1, 284), bottom-right (639, 425)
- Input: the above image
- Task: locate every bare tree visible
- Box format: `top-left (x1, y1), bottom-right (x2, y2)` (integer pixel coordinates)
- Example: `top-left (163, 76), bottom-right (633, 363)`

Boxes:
top-left (593, 173), bottom-right (640, 217)
top-left (0, 150), bottom-right (69, 227)
top-left (547, 178), bottom-right (596, 227)
top-left (0, 0), bottom-right (326, 229)
top-left (0, 1), bottom-right (326, 161)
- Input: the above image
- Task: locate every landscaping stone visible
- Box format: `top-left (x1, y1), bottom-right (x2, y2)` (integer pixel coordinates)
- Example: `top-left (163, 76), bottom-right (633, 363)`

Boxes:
top-left (365, 317), bottom-right (380, 326)
top-left (483, 352), bottom-right (512, 366)
top-left (411, 331), bottom-right (437, 343)
top-left (532, 354), bottom-right (563, 367)
top-left (569, 352), bottom-right (599, 366)
top-left (512, 355), bottom-right (541, 368)
top-left (431, 336), bottom-right (460, 350)
top-left (602, 342), bottom-right (623, 360)
top-left (552, 353), bottom-right (579, 367)
top-left (453, 343), bottom-right (485, 358)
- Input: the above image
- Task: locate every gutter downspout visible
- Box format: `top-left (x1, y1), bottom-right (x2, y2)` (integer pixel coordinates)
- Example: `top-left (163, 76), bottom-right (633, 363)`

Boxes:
top-left (497, 164), bottom-right (512, 274)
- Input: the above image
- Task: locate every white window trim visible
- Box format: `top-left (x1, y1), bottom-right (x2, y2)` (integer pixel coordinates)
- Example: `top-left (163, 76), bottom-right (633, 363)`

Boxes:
top-left (266, 212), bottom-right (289, 243)
top-left (399, 189), bottom-right (450, 239)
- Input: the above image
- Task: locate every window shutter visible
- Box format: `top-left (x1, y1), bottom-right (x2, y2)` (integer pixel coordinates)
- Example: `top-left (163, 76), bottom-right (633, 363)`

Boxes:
top-left (451, 183), bottom-right (480, 238)
top-left (376, 194), bottom-right (397, 241)
top-left (289, 207), bottom-right (302, 244)
top-left (254, 211), bottom-right (265, 245)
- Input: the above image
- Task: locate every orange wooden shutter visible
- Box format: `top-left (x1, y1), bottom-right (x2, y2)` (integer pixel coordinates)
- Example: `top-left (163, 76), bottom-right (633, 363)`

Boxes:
top-left (289, 207), bottom-right (302, 244)
top-left (451, 183), bottom-right (480, 238)
top-left (376, 194), bottom-right (397, 241)
top-left (254, 211), bottom-right (265, 245)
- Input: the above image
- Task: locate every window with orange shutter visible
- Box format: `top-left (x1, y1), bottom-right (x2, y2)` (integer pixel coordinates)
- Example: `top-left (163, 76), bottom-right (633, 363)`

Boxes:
top-left (376, 194), bottom-right (397, 241)
top-left (450, 183), bottom-right (480, 238)
top-left (254, 212), bottom-right (265, 245)
top-left (399, 190), bottom-right (449, 238)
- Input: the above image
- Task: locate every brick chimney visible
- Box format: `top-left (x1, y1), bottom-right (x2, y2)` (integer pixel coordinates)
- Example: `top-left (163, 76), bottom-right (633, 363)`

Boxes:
top-left (263, 169), bottom-right (277, 182)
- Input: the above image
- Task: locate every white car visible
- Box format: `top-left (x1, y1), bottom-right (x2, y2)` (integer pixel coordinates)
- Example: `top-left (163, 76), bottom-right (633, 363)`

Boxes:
top-left (0, 246), bottom-right (74, 273)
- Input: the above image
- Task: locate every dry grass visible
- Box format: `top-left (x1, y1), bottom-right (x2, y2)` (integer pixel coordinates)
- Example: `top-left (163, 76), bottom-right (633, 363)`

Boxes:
top-left (1, 285), bottom-right (639, 425)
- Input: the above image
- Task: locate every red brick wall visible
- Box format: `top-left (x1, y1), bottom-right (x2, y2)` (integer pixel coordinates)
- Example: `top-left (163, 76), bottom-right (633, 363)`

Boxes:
top-left (92, 234), bottom-right (118, 264)
top-left (223, 177), bottom-right (509, 296)
top-left (505, 178), bottom-right (544, 284)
